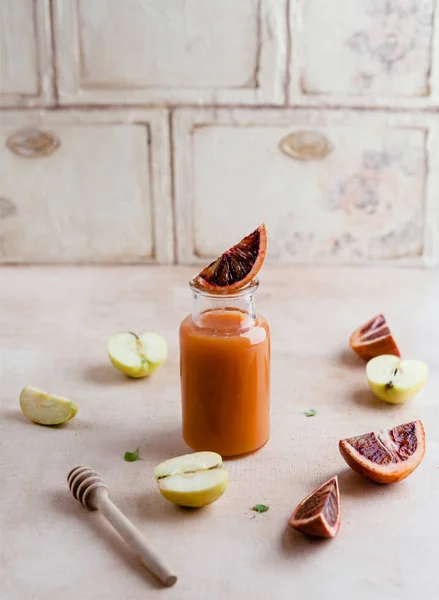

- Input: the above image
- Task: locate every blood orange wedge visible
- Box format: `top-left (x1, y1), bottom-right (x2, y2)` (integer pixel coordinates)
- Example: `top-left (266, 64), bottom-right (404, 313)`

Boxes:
top-left (339, 420), bottom-right (425, 484)
top-left (350, 314), bottom-right (400, 361)
top-left (193, 224), bottom-right (267, 292)
top-left (289, 476), bottom-right (340, 538)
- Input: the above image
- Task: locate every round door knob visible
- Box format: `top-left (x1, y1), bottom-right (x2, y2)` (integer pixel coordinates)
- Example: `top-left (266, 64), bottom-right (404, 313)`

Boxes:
top-left (6, 127), bottom-right (61, 158)
top-left (280, 130), bottom-right (333, 161)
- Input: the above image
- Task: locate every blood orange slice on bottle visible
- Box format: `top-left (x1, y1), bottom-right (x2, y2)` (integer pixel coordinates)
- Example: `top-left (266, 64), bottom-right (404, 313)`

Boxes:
top-left (350, 314), bottom-right (400, 361)
top-left (193, 224), bottom-right (267, 292)
top-left (289, 476), bottom-right (340, 538)
top-left (339, 420), bottom-right (425, 484)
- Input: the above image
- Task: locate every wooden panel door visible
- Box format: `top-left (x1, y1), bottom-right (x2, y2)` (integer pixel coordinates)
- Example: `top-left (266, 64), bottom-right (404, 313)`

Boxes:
top-left (0, 110), bottom-right (172, 263)
top-left (173, 108), bottom-right (439, 265)
top-left (53, 0), bottom-right (286, 106)
top-left (289, 0), bottom-right (439, 108)
top-left (0, 0), bottom-right (53, 106)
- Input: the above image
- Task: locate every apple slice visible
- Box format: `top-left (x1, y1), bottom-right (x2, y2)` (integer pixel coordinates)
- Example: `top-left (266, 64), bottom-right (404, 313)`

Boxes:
top-left (20, 385), bottom-right (79, 425)
top-left (107, 332), bottom-right (167, 378)
top-left (350, 314), bottom-right (400, 361)
top-left (154, 451), bottom-right (228, 508)
top-left (366, 354), bottom-right (428, 404)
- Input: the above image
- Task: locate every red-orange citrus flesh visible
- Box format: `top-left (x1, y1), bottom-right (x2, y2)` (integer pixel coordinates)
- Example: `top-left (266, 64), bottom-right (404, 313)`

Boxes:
top-left (193, 224), bottom-right (267, 293)
top-left (289, 476), bottom-right (340, 538)
top-left (350, 314), bottom-right (400, 361)
top-left (339, 420), bottom-right (425, 484)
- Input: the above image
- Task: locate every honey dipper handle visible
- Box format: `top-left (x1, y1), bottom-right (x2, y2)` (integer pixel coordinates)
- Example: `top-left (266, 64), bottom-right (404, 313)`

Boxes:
top-left (95, 493), bottom-right (177, 587)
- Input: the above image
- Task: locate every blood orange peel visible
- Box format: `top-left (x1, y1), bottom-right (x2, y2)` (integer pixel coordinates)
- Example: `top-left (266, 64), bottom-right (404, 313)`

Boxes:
top-left (350, 314), bottom-right (400, 361)
top-left (289, 476), bottom-right (340, 538)
top-left (339, 420), bottom-right (425, 484)
top-left (193, 224), bottom-right (267, 293)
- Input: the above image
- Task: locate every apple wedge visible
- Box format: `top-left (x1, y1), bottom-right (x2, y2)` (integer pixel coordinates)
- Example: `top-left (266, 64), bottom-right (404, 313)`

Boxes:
top-left (107, 332), bottom-right (167, 378)
top-left (20, 385), bottom-right (79, 425)
top-left (366, 355), bottom-right (428, 404)
top-left (154, 452), bottom-right (228, 508)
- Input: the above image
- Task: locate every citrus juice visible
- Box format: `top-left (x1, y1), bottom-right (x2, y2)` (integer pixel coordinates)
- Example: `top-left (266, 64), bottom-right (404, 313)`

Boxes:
top-left (180, 302), bottom-right (270, 457)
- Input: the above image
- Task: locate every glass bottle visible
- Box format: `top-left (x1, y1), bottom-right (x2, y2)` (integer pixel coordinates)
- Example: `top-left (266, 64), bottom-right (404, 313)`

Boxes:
top-left (179, 279), bottom-right (270, 457)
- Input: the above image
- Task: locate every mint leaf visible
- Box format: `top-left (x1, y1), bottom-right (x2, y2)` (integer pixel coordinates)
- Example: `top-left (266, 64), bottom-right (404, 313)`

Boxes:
top-left (304, 409), bottom-right (317, 417)
top-left (252, 504), bottom-right (269, 513)
top-left (124, 447), bottom-right (140, 462)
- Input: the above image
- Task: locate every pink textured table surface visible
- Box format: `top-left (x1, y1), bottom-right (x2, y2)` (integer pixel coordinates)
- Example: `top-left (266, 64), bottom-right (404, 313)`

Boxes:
top-left (1, 266), bottom-right (438, 600)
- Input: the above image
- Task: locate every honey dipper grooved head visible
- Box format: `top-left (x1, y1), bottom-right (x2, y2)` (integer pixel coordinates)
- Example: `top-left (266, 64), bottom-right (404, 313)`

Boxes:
top-left (67, 465), bottom-right (108, 509)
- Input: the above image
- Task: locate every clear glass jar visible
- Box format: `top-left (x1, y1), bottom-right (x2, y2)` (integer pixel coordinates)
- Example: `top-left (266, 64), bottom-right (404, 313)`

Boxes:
top-left (179, 279), bottom-right (270, 457)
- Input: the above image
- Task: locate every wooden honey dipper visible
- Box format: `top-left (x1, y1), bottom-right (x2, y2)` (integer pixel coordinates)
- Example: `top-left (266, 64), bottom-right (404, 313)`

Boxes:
top-left (67, 465), bottom-right (177, 587)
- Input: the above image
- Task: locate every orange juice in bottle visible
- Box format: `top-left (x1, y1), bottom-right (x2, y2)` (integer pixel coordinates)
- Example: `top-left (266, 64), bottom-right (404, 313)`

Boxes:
top-left (179, 225), bottom-right (270, 457)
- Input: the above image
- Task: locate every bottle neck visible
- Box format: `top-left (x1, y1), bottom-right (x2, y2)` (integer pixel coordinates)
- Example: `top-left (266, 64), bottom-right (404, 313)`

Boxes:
top-left (190, 281), bottom-right (258, 332)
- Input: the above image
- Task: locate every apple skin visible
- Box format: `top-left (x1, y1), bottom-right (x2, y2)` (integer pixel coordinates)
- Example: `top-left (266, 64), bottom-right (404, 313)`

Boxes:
top-left (154, 451), bottom-right (228, 508)
top-left (69, 403), bottom-right (79, 419)
top-left (158, 470), bottom-right (228, 508)
top-left (19, 386), bottom-right (79, 425)
top-left (366, 356), bottom-right (428, 404)
top-left (107, 332), bottom-right (167, 379)
top-left (367, 378), bottom-right (427, 404)
top-left (108, 354), bottom-right (152, 379)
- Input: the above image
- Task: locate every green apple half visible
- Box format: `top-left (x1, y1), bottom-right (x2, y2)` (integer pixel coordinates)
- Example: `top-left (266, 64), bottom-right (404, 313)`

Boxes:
top-left (20, 385), bottom-right (79, 425)
top-left (366, 354), bottom-right (428, 404)
top-left (107, 332), bottom-right (167, 378)
top-left (154, 451), bottom-right (228, 508)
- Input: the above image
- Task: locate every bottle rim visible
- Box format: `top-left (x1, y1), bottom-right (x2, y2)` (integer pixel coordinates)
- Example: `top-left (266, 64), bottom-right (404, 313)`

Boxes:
top-left (189, 278), bottom-right (259, 299)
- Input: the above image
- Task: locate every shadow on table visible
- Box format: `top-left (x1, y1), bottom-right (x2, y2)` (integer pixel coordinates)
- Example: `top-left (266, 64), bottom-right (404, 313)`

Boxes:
top-left (336, 349), bottom-right (364, 369)
top-left (142, 424), bottom-right (190, 459)
top-left (135, 487), bottom-right (202, 524)
top-left (280, 469), bottom-right (384, 557)
top-left (350, 388), bottom-right (401, 410)
top-left (83, 363), bottom-right (144, 387)
top-left (1, 408), bottom-right (30, 425)
top-left (280, 524), bottom-right (331, 559)
top-left (1, 407), bottom-right (94, 431)
top-left (337, 467), bottom-right (382, 498)
top-left (47, 489), bottom-right (163, 590)
top-left (86, 424), bottom-right (189, 464)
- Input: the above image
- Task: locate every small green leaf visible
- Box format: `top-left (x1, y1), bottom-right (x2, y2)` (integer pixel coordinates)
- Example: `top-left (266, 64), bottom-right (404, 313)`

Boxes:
top-left (252, 504), bottom-right (269, 513)
top-left (124, 447), bottom-right (140, 462)
top-left (304, 409), bottom-right (317, 417)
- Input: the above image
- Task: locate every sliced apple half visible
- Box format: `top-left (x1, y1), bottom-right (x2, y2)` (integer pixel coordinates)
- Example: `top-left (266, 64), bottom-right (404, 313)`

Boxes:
top-left (154, 451), bottom-right (228, 508)
top-left (366, 355), bottom-right (428, 404)
top-left (107, 332), bottom-right (167, 378)
top-left (20, 385), bottom-right (79, 425)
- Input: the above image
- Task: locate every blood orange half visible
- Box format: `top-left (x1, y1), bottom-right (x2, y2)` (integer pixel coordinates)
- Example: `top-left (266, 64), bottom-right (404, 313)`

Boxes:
top-left (193, 224), bottom-right (267, 293)
top-left (289, 476), bottom-right (340, 538)
top-left (339, 420), bottom-right (425, 484)
top-left (350, 314), bottom-right (400, 361)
